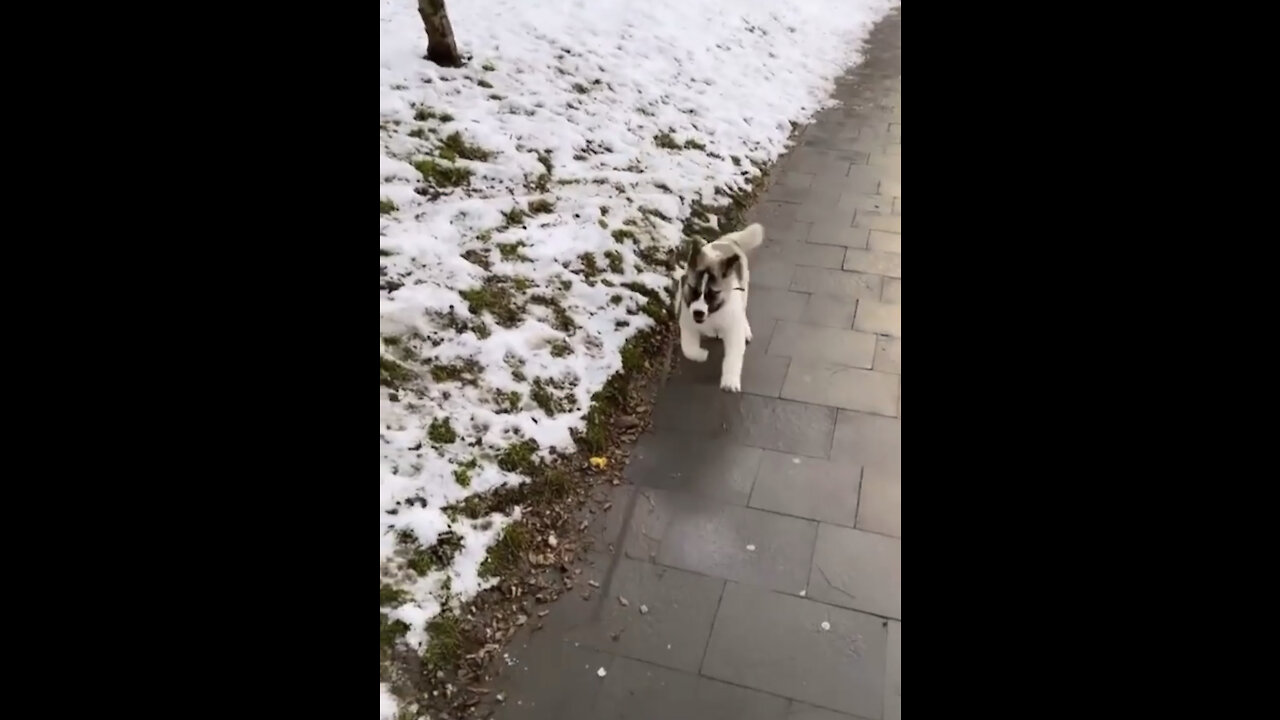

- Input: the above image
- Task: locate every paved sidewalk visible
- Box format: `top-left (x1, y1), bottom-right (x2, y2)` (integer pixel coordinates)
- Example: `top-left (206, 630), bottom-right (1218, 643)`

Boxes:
top-left (492, 9), bottom-right (900, 719)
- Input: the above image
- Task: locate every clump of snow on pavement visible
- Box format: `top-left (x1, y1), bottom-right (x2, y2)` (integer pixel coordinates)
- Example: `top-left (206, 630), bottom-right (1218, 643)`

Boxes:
top-left (378, 0), bottom-right (897, 668)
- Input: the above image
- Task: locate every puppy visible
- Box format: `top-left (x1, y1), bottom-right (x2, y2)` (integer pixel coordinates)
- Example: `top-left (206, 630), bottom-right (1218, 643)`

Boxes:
top-left (676, 223), bottom-right (765, 392)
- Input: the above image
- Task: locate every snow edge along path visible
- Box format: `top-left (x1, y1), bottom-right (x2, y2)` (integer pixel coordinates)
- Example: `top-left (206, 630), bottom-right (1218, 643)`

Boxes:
top-left (378, 0), bottom-right (898, 684)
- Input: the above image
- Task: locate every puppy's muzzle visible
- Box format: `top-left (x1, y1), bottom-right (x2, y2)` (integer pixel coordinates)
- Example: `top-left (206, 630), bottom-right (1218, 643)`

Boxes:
top-left (692, 309), bottom-right (706, 323)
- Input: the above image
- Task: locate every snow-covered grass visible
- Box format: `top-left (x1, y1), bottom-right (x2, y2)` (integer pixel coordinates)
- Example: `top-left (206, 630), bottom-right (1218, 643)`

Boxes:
top-left (378, 0), bottom-right (898, 689)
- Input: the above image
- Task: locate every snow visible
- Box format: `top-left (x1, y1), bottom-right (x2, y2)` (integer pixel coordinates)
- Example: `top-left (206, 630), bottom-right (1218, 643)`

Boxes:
top-left (378, 0), bottom-right (897, 687)
top-left (379, 684), bottom-right (398, 720)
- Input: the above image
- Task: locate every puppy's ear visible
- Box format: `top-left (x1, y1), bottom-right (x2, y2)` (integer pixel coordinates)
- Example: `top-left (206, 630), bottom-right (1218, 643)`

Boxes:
top-left (717, 252), bottom-right (741, 280)
top-left (684, 240), bottom-right (702, 268)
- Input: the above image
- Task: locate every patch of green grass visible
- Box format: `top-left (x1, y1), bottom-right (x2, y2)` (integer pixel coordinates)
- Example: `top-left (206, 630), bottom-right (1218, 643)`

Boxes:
top-left (497, 241), bottom-right (530, 262)
top-left (461, 248), bottom-right (491, 270)
top-left (380, 612), bottom-right (410, 659)
top-left (603, 249), bottom-right (624, 274)
top-left (478, 523), bottom-right (529, 579)
top-left (380, 583), bottom-right (410, 608)
top-left (619, 340), bottom-right (646, 374)
top-left (414, 107), bottom-right (455, 122)
top-left (399, 529), bottom-right (463, 576)
top-left (528, 294), bottom-right (577, 333)
top-left (654, 132), bottom-right (681, 150)
top-left (574, 327), bottom-right (662, 454)
top-left (530, 377), bottom-right (576, 416)
top-left (730, 155), bottom-right (742, 166)
top-left (497, 438), bottom-right (540, 474)
top-left (482, 61), bottom-right (496, 72)
top-left (453, 457), bottom-right (479, 487)
top-left (610, 294), bottom-right (624, 306)
top-left (424, 612), bottom-right (464, 669)
top-left (477, 78), bottom-right (494, 89)
top-left (621, 282), bottom-right (671, 323)
top-left (493, 389), bottom-right (522, 414)
top-left (459, 276), bottom-right (528, 328)
top-left (528, 197), bottom-right (555, 214)
top-left (571, 82), bottom-right (590, 94)
top-left (530, 172), bottom-right (552, 193)
top-left (413, 158), bottom-right (472, 188)
top-left (611, 228), bottom-right (636, 243)
top-left (577, 253), bottom-right (601, 280)
top-left (429, 358), bottom-right (483, 385)
top-left (549, 338), bottom-right (572, 357)
top-left (536, 150), bottom-right (553, 175)
top-left (598, 218), bottom-right (608, 229)
top-left (408, 126), bottom-right (429, 140)
top-left (380, 198), bottom-right (398, 215)
top-left (502, 206), bottom-right (527, 227)
top-left (380, 356), bottom-right (415, 388)
top-left (438, 131), bottom-right (493, 162)
top-left (683, 138), bottom-right (706, 151)
top-left (428, 417), bottom-right (457, 445)
top-left (638, 205), bottom-right (670, 222)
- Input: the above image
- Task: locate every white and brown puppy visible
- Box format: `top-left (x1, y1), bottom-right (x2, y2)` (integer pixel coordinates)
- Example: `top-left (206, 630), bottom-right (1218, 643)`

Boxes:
top-left (676, 223), bottom-right (765, 392)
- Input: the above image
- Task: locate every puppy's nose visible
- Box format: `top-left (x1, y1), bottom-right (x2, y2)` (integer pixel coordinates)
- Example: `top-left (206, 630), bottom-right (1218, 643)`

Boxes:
top-left (692, 309), bottom-right (706, 322)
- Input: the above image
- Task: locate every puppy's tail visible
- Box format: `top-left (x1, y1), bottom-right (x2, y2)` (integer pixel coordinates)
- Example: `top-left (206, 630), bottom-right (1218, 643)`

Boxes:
top-left (726, 223), bottom-right (765, 254)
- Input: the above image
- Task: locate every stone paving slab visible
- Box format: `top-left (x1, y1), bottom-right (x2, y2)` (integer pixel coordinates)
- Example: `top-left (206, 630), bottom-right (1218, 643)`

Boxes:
top-left (885, 621), bottom-right (901, 720)
top-left (853, 212), bottom-right (901, 235)
top-left (757, 240), bottom-right (848, 269)
top-left (595, 656), bottom-right (790, 720)
top-left (558, 554), bottom-right (726, 673)
top-left (701, 582), bottom-right (888, 719)
top-left (873, 337), bottom-right (901, 373)
top-left (830, 410), bottom-right (900, 473)
top-left (790, 266), bottom-right (882, 299)
top-left (766, 321), bottom-right (876, 367)
top-left (854, 300), bottom-right (901, 337)
top-left (623, 487), bottom-right (819, 593)
top-left (781, 360), bottom-right (900, 416)
top-left (787, 703), bottom-right (869, 720)
top-left (748, 451), bottom-right (861, 527)
top-left (800, 294), bottom-right (858, 329)
top-left (867, 229), bottom-right (901, 253)
top-left (808, 523), bottom-right (901, 619)
top-left (650, 387), bottom-right (838, 459)
top-left (806, 223), bottom-right (869, 248)
top-left (842, 249), bottom-right (902, 278)
top-left (624, 433), bottom-right (764, 505)
top-left (746, 287), bottom-right (813, 325)
top-left (856, 466), bottom-right (901, 538)
top-left (881, 277), bottom-right (901, 303)
top-left (493, 641), bottom-right (614, 719)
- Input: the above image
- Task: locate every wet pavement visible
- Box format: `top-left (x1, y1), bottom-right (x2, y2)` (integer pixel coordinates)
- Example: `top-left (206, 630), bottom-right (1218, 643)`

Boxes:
top-left (490, 9), bottom-right (901, 719)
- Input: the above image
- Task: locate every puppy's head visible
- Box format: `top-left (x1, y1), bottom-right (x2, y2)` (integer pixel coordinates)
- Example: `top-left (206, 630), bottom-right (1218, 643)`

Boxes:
top-left (681, 241), bottom-right (742, 324)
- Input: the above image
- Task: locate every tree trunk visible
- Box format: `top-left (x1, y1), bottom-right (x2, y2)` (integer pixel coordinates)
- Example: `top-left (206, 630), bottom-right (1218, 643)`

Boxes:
top-left (417, 0), bottom-right (463, 67)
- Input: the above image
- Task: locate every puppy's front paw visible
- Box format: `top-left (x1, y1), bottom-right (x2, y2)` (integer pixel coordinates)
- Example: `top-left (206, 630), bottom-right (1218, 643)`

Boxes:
top-left (683, 347), bottom-right (709, 363)
top-left (719, 375), bottom-right (742, 393)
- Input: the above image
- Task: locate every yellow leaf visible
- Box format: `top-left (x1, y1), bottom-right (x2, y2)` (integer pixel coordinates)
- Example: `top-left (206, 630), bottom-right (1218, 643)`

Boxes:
top-left (589, 456), bottom-right (608, 469)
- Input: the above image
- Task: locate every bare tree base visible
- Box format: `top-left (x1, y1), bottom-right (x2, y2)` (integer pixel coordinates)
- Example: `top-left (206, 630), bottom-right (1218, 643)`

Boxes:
top-left (418, 0), bottom-right (463, 68)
